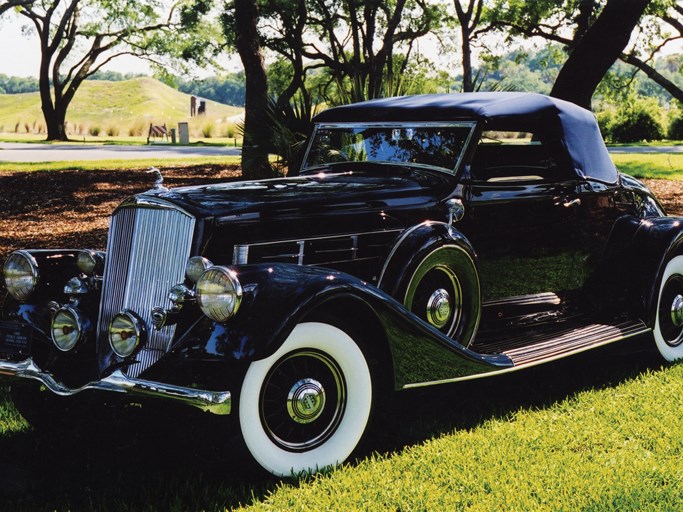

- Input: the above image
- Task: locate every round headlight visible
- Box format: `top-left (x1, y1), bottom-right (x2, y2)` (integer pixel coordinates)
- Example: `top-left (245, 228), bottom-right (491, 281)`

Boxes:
top-left (196, 266), bottom-right (243, 323)
top-left (3, 251), bottom-right (39, 301)
top-left (186, 256), bottom-right (212, 283)
top-left (51, 307), bottom-right (84, 352)
top-left (77, 250), bottom-right (103, 276)
top-left (109, 310), bottom-right (145, 358)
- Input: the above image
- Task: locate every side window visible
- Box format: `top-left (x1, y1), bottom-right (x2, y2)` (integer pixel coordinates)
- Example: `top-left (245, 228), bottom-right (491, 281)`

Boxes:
top-left (469, 131), bottom-right (570, 183)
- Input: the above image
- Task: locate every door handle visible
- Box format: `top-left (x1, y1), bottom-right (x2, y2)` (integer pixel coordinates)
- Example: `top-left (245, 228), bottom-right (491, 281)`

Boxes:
top-left (563, 197), bottom-right (581, 208)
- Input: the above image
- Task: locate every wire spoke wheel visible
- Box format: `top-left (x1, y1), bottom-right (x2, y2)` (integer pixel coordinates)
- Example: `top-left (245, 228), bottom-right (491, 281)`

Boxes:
top-left (260, 349), bottom-right (346, 452)
top-left (239, 322), bottom-right (373, 476)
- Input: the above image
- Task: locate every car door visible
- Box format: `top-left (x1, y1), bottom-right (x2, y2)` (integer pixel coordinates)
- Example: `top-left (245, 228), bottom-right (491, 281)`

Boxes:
top-left (458, 135), bottom-right (584, 304)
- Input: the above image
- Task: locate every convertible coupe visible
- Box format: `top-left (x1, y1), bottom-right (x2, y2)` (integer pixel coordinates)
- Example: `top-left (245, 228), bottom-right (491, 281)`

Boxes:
top-left (1, 92), bottom-right (680, 476)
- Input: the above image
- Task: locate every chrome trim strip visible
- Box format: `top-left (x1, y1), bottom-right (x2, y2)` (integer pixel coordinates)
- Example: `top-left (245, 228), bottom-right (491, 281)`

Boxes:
top-left (0, 358), bottom-right (231, 415)
top-left (401, 323), bottom-right (652, 390)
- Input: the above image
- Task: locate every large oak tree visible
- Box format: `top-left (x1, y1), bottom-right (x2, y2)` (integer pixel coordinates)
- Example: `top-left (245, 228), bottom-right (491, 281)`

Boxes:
top-left (0, 0), bottom-right (196, 141)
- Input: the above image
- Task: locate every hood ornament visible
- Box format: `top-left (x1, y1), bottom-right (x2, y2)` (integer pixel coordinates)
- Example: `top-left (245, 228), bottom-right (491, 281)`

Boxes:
top-left (146, 167), bottom-right (168, 191)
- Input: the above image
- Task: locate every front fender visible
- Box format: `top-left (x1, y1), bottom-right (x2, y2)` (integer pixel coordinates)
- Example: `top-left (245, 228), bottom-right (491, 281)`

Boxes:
top-left (154, 263), bottom-right (511, 391)
top-left (377, 221), bottom-right (477, 297)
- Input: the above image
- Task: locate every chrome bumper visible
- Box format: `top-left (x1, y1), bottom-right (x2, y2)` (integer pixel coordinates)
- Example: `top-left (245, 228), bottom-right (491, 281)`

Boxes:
top-left (0, 358), bottom-right (231, 415)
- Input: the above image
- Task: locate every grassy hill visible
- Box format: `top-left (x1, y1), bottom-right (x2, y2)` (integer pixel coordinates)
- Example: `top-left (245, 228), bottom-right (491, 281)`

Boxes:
top-left (0, 77), bottom-right (243, 138)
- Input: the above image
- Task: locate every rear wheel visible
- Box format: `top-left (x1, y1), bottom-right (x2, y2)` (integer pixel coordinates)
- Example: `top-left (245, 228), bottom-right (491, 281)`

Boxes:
top-left (654, 255), bottom-right (683, 361)
top-left (239, 322), bottom-right (373, 476)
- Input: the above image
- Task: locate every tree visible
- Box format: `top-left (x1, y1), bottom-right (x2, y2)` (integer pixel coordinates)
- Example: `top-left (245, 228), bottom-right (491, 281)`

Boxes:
top-left (550, 0), bottom-right (650, 108)
top-left (229, 0), bottom-right (273, 178)
top-left (488, 0), bottom-right (683, 107)
top-left (0, 0), bottom-right (195, 141)
top-left (258, 0), bottom-right (443, 104)
top-left (453, 0), bottom-right (485, 92)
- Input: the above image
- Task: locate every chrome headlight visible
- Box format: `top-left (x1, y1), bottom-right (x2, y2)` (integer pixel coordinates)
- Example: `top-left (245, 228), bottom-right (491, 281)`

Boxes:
top-left (196, 266), bottom-right (243, 322)
top-left (51, 306), bottom-right (84, 352)
top-left (3, 251), bottom-right (39, 301)
top-left (109, 310), bottom-right (145, 358)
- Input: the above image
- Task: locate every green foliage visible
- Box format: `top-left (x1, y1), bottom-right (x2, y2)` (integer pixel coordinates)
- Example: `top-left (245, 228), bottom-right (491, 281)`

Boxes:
top-left (178, 73), bottom-right (246, 107)
top-left (603, 99), bottom-right (666, 143)
top-left (266, 95), bottom-right (319, 174)
top-left (0, 74), bottom-right (39, 94)
top-left (668, 111), bottom-right (683, 140)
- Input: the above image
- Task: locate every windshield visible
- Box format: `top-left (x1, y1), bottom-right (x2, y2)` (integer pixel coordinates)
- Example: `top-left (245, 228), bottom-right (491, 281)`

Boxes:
top-left (301, 122), bottom-right (475, 174)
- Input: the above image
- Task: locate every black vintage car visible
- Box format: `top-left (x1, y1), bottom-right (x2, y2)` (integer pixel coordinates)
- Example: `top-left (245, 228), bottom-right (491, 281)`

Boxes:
top-left (1, 92), bottom-right (681, 476)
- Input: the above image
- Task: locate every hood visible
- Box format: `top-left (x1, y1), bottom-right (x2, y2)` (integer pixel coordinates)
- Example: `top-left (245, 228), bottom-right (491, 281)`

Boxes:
top-left (141, 167), bottom-right (456, 220)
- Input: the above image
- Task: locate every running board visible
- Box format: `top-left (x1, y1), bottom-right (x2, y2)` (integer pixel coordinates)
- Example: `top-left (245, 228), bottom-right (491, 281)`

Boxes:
top-left (484, 320), bottom-right (650, 366)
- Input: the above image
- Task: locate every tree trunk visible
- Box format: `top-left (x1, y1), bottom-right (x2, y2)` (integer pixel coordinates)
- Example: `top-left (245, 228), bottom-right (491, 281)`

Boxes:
top-left (234, 0), bottom-right (273, 179)
top-left (461, 26), bottom-right (473, 92)
top-left (44, 108), bottom-right (68, 141)
top-left (550, 0), bottom-right (650, 109)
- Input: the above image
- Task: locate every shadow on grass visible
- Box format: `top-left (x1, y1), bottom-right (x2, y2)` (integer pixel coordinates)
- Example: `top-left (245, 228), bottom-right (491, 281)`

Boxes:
top-left (0, 336), bottom-right (666, 511)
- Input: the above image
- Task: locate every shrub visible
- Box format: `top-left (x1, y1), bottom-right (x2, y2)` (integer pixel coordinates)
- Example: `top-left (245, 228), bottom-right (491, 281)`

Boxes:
top-left (223, 122), bottom-right (236, 139)
top-left (669, 113), bottom-right (683, 141)
top-left (106, 125), bottom-right (120, 137)
top-left (128, 120), bottom-right (146, 137)
top-left (201, 121), bottom-right (215, 138)
top-left (89, 125), bottom-right (101, 136)
top-left (609, 100), bottom-right (665, 143)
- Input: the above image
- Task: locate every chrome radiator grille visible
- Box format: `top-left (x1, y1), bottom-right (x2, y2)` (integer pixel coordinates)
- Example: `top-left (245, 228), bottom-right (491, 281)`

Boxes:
top-left (97, 203), bottom-right (195, 377)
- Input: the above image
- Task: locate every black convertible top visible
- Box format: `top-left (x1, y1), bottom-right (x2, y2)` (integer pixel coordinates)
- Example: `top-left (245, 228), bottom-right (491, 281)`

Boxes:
top-left (314, 92), bottom-right (617, 184)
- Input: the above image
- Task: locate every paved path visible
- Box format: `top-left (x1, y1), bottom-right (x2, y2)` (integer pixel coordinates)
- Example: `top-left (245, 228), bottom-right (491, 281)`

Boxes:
top-left (0, 142), bottom-right (681, 163)
top-left (607, 145), bottom-right (683, 154)
top-left (0, 142), bottom-right (240, 162)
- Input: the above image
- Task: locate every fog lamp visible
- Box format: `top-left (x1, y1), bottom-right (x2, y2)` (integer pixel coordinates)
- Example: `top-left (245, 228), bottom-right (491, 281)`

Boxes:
top-left (3, 251), bottom-right (39, 301)
top-left (109, 310), bottom-right (145, 358)
top-left (51, 306), bottom-right (84, 352)
top-left (77, 250), bottom-right (103, 276)
top-left (196, 266), bottom-right (243, 323)
top-left (186, 256), bottom-right (212, 283)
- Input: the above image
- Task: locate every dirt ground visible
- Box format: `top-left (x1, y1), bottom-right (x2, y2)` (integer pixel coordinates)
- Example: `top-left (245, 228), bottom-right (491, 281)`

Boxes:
top-left (0, 167), bottom-right (681, 258)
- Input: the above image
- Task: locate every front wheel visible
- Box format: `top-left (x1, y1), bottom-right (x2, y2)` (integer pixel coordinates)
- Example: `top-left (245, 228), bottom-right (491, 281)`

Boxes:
top-left (654, 255), bottom-right (683, 361)
top-left (239, 322), bottom-right (373, 476)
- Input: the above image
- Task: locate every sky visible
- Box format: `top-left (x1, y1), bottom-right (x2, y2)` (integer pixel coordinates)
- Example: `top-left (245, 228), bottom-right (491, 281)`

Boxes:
top-left (1, 12), bottom-right (681, 80)
top-left (0, 17), bottom-right (153, 77)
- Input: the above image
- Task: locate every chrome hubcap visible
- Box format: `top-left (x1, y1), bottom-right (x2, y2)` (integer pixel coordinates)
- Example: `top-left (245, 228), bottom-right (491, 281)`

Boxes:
top-left (287, 378), bottom-right (326, 424)
top-left (671, 294), bottom-right (683, 328)
top-left (426, 288), bottom-right (452, 329)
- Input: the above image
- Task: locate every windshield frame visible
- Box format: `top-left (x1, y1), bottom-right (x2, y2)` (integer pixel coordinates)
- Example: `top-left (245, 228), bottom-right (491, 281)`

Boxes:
top-left (301, 121), bottom-right (478, 176)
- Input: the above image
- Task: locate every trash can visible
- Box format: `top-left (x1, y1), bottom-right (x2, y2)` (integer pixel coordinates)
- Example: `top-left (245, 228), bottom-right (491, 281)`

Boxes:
top-left (170, 128), bottom-right (177, 144)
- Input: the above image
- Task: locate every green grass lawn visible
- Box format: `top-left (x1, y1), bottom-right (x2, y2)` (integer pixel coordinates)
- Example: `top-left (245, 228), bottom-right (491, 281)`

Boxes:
top-left (611, 153), bottom-right (683, 180)
top-left (0, 346), bottom-right (680, 511)
top-left (0, 155), bottom-right (241, 172)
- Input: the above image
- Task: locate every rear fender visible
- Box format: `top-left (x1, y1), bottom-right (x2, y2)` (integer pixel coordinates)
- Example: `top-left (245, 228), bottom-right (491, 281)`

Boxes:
top-left (585, 216), bottom-right (683, 324)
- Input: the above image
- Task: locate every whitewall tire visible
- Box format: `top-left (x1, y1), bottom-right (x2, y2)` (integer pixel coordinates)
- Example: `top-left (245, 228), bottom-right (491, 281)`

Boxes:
top-left (239, 322), bottom-right (373, 476)
top-left (654, 255), bottom-right (683, 361)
